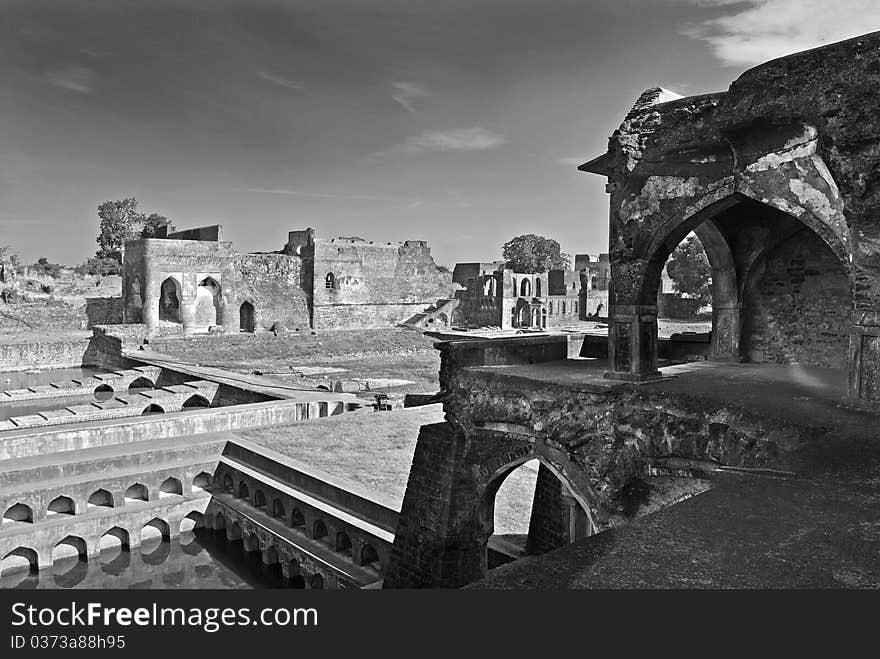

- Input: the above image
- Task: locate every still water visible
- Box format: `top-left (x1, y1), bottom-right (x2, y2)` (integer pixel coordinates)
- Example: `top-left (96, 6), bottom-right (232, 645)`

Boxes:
top-left (1, 530), bottom-right (298, 590)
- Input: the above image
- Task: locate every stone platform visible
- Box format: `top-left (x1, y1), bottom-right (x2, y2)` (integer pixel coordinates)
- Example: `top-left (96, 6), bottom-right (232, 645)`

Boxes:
top-left (456, 360), bottom-right (880, 588)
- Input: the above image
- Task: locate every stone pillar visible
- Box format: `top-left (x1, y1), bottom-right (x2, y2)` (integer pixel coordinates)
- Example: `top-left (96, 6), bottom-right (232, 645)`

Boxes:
top-left (142, 283), bottom-right (159, 331)
top-left (605, 304), bottom-right (662, 382)
top-left (710, 305), bottom-right (741, 361)
top-left (217, 295), bottom-right (230, 330)
top-left (383, 422), bottom-right (487, 588)
top-left (526, 465), bottom-right (593, 555)
top-left (525, 464), bottom-right (568, 555)
top-left (846, 312), bottom-right (880, 410)
top-left (180, 298), bottom-right (198, 334)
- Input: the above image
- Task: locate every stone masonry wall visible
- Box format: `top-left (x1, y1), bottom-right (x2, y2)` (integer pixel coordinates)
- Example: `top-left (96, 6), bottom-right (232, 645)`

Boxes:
top-left (313, 240), bottom-right (452, 329)
top-left (234, 253), bottom-right (311, 331)
top-left (743, 229), bottom-right (850, 367)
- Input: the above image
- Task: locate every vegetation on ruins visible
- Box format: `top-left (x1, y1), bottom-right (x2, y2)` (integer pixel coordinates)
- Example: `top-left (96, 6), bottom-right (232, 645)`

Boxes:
top-left (81, 197), bottom-right (175, 276)
top-left (0, 245), bottom-right (21, 282)
top-left (666, 235), bottom-right (711, 304)
top-left (29, 257), bottom-right (63, 279)
top-left (502, 234), bottom-right (570, 273)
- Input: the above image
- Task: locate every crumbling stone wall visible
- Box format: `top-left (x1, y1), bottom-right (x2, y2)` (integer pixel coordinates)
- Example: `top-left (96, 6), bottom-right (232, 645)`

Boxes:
top-left (234, 253), bottom-right (311, 331)
top-left (579, 32), bottom-right (880, 405)
top-left (125, 229), bottom-right (451, 333)
top-left (312, 239), bottom-right (452, 329)
top-left (385, 336), bottom-right (803, 588)
top-left (743, 229), bottom-right (850, 367)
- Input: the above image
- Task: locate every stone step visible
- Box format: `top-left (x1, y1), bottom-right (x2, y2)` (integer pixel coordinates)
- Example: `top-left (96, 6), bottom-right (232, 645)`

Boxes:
top-left (0, 443), bottom-right (227, 497)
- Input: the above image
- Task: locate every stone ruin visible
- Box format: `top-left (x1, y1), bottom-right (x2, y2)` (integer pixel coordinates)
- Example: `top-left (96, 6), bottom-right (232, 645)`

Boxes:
top-left (121, 225), bottom-right (453, 334)
top-left (384, 31), bottom-right (880, 588)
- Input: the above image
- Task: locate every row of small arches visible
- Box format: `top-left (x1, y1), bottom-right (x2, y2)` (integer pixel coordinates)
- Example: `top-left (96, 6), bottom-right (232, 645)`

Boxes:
top-left (221, 474), bottom-right (380, 568)
top-left (1, 473), bottom-right (212, 524)
top-left (1, 513), bottom-right (204, 579)
top-left (211, 513), bottom-right (328, 589)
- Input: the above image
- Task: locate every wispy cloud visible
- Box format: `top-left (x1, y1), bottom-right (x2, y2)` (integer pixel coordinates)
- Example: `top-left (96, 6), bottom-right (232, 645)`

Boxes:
top-left (678, 0), bottom-right (880, 66)
top-left (557, 156), bottom-right (585, 166)
top-left (382, 127), bottom-right (507, 155)
top-left (44, 65), bottom-right (96, 93)
top-left (0, 217), bottom-right (50, 226)
top-left (391, 81), bottom-right (429, 112)
top-left (236, 187), bottom-right (417, 202)
top-left (256, 70), bottom-right (304, 90)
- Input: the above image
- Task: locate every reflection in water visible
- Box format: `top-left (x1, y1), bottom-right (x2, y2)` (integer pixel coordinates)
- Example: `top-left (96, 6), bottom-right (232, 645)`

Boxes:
top-left (1, 530), bottom-right (298, 590)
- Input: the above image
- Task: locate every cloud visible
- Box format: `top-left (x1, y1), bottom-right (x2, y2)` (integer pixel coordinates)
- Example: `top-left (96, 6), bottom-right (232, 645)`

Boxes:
top-left (238, 187), bottom-right (416, 202)
top-left (391, 81), bottom-right (429, 112)
top-left (384, 127), bottom-right (507, 155)
top-left (557, 156), bottom-right (586, 166)
top-left (257, 70), bottom-right (304, 90)
top-left (679, 0), bottom-right (880, 66)
top-left (44, 65), bottom-right (96, 93)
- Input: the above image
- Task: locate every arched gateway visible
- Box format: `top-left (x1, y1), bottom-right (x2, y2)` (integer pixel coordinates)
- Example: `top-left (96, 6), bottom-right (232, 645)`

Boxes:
top-left (386, 35), bottom-right (880, 589)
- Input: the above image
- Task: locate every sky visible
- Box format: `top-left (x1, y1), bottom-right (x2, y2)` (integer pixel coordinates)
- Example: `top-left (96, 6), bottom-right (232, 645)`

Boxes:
top-left (1, 0), bottom-right (878, 267)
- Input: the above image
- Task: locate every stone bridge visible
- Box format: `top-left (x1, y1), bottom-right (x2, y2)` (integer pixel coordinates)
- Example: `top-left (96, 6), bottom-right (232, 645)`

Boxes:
top-left (0, 380), bottom-right (221, 431)
top-left (1, 366), bottom-right (163, 403)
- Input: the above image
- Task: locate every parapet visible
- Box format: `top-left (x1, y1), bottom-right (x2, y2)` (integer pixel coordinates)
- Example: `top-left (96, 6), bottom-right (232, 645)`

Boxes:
top-left (164, 225), bottom-right (224, 242)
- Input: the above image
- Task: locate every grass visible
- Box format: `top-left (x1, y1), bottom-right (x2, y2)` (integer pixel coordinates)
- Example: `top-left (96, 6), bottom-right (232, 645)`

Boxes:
top-left (241, 404), bottom-right (539, 534)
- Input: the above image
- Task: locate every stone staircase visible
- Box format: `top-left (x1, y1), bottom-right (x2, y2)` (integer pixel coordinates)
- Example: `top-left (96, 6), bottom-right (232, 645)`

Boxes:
top-left (400, 297), bottom-right (459, 329)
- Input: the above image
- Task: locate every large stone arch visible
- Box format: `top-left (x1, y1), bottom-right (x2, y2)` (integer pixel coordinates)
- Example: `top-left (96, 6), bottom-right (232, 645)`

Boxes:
top-left (613, 190), bottom-right (854, 378)
top-left (478, 451), bottom-right (598, 546)
top-left (385, 422), bottom-right (602, 589)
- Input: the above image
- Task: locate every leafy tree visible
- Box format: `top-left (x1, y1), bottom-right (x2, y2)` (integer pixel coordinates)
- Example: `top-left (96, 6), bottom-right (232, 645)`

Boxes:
top-left (140, 213), bottom-right (174, 238)
top-left (30, 257), bottom-right (63, 278)
top-left (502, 234), bottom-right (570, 273)
top-left (666, 235), bottom-right (711, 304)
top-left (96, 197), bottom-right (143, 255)
top-left (91, 198), bottom-right (172, 272)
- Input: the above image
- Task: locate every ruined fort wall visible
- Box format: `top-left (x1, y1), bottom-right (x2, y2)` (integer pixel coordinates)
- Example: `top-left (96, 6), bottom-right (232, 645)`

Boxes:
top-left (234, 253), bottom-right (311, 331)
top-left (0, 338), bottom-right (92, 371)
top-left (312, 240), bottom-right (452, 329)
top-left (743, 229), bottom-right (850, 368)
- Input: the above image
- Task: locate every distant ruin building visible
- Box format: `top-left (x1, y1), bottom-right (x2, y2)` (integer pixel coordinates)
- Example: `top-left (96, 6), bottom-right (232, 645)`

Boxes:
top-left (450, 256), bottom-right (609, 329)
top-left (122, 225), bottom-right (452, 333)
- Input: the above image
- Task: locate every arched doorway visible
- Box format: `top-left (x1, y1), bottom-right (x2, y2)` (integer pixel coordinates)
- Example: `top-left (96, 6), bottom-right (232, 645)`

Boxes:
top-left (484, 457), bottom-right (595, 569)
top-left (159, 277), bottom-right (182, 323)
top-left (239, 301), bottom-right (255, 332)
top-left (195, 277), bottom-right (221, 327)
top-left (639, 195), bottom-right (852, 371)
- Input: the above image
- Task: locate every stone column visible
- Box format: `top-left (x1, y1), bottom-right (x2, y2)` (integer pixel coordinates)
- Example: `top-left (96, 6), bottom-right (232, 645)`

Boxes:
top-left (216, 295), bottom-right (230, 330)
top-left (605, 304), bottom-right (662, 382)
top-left (142, 282), bottom-right (159, 331)
top-left (846, 311), bottom-right (880, 410)
top-left (384, 423), bottom-right (487, 588)
top-left (710, 305), bottom-right (741, 361)
top-left (180, 297), bottom-right (198, 334)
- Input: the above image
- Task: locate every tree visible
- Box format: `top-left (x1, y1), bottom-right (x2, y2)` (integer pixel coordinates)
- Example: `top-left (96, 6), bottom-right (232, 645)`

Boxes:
top-left (91, 197), bottom-right (172, 273)
top-left (666, 235), bottom-right (711, 304)
top-left (502, 234), bottom-right (570, 273)
top-left (140, 213), bottom-right (174, 238)
top-left (30, 257), bottom-right (63, 278)
top-left (96, 197), bottom-right (143, 255)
